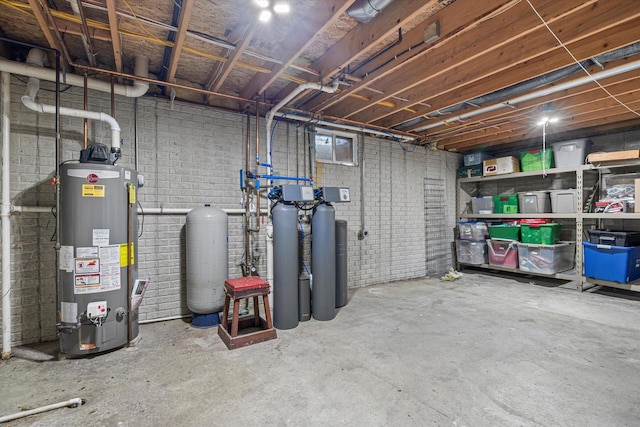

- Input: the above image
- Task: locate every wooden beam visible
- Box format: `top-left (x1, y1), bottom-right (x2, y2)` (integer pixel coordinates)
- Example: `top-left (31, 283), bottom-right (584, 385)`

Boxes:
top-left (203, 17), bottom-right (260, 100)
top-left (27, 0), bottom-right (60, 51)
top-left (105, 0), bottom-right (123, 74)
top-left (437, 94), bottom-right (640, 151)
top-left (325, 0), bottom-right (598, 120)
top-left (239, 0), bottom-right (356, 101)
top-left (166, 0), bottom-right (195, 83)
top-left (304, 0), bottom-right (519, 111)
top-left (433, 73), bottom-right (640, 147)
top-left (275, 0), bottom-right (450, 108)
top-left (368, 2), bottom-right (640, 127)
top-left (303, 0), bottom-right (518, 112)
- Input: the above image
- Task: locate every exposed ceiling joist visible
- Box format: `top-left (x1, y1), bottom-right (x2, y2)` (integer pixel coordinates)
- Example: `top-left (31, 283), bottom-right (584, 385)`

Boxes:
top-left (166, 0), bottom-right (195, 84)
top-left (26, 0), bottom-right (61, 53)
top-left (203, 17), bottom-right (260, 101)
top-left (105, 0), bottom-right (123, 74)
top-left (326, 0), bottom-right (599, 121)
top-left (368, 0), bottom-right (640, 127)
top-left (239, 0), bottom-right (357, 101)
top-left (276, 0), bottom-right (443, 108)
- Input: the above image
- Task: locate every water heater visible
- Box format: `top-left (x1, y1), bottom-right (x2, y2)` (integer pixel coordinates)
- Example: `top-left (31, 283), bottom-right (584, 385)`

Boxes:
top-left (58, 163), bottom-right (140, 357)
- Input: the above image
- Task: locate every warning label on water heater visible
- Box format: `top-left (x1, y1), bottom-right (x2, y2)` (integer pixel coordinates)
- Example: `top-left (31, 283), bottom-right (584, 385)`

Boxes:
top-left (82, 184), bottom-right (105, 197)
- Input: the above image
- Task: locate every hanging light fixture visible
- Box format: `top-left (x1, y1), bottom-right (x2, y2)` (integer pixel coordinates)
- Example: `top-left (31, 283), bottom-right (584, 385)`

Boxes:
top-left (254, 0), bottom-right (290, 22)
top-left (536, 105), bottom-right (559, 175)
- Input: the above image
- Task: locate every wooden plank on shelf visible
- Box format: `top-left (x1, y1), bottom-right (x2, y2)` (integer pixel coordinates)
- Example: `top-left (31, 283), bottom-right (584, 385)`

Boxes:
top-left (587, 150), bottom-right (640, 163)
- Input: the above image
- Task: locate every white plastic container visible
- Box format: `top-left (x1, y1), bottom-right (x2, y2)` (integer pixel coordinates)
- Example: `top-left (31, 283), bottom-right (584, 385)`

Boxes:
top-left (517, 191), bottom-right (551, 213)
top-left (518, 242), bottom-right (575, 274)
top-left (456, 240), bottom-right (487, 265)
top-left (551, 139), bottom-right (592, 167)
top-left (549, 189), bottom-right (578, 213)
top-left (471, 196), bottom-right (494, 214)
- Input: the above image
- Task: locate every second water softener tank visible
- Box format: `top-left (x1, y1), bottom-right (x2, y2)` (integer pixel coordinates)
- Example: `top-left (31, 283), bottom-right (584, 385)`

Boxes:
top-left (186, 204), bottom-right (228, 314)
top-left (311, 203), bottom-right (336, 321)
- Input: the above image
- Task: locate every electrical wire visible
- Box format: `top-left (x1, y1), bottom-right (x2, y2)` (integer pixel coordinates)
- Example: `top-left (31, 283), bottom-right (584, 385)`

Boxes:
top-left (11, 74), bottom-right (73, 93)
top-left (526, 0), bottom-right (640, 118)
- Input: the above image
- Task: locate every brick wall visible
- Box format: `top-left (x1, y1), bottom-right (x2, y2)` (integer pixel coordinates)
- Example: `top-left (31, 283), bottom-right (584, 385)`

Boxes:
top-left (1, 79), bottom-right (460, 346)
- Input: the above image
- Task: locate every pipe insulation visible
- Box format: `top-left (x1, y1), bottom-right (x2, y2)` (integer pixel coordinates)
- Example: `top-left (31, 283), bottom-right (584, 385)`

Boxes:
top-left (1, 71), bottom-right (11, 359)
top-left (0, 54), bottom-right (149, 97)
top-left (413, 58), bottom-right (640, 133)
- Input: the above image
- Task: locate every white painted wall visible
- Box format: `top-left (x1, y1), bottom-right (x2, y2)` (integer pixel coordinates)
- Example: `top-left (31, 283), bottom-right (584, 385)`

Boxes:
top-left (1, 80), bottom-right (459, 346)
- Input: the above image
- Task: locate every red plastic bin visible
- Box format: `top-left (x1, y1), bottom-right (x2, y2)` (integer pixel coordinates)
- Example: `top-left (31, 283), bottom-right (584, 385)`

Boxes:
top-left (487, 239), bottom-right (519, 268)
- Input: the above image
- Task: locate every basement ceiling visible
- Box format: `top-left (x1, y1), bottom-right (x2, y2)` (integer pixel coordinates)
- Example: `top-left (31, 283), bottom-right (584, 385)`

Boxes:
top-left (1, 0), bottom-right (640, 152)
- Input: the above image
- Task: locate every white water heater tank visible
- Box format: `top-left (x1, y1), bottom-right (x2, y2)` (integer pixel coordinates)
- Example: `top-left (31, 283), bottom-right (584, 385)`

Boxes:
top-left (186, 204), bottom-right (228, 314)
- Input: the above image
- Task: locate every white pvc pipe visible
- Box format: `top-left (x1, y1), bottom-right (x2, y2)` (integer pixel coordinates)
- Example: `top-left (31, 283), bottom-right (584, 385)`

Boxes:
top-left (412, 59), bottom-right (640, 133)
top-left (0, 397), bottom-right (84, 423)
top-left (264, 81), bottom-right (340, 172)
top-left (11, 206), bottom-right (268, 216)
top-left (273, 112), bottom-right (415, 142)
top-left (21, 96), bottom-right (121, 150)
top-left (1, 71), bottom-right (11, 359)
top-left (0, 55), bottom-right (149, 97)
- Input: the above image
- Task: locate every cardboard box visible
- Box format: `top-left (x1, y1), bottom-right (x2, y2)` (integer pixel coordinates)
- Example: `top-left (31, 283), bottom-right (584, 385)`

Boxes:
top-left (587, 150), bottom-right (640, 163)
top-left (483, 156), bottom-right (520, 176)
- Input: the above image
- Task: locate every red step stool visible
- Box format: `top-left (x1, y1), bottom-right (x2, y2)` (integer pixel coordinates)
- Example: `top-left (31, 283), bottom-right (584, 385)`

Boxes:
top-left (217, 276), bottom-right (277, 350)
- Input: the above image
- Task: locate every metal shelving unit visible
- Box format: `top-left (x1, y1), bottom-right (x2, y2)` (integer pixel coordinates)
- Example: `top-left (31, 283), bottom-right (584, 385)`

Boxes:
top-left (456, 161), bottom-right (640, 292)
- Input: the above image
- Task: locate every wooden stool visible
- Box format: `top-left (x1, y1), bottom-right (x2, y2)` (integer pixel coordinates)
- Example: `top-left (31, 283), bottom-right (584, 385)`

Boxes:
top-left (217, 276), bottom-right (277, 350)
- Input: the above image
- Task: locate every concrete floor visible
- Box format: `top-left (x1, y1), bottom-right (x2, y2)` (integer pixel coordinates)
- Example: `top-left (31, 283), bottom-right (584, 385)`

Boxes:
top-left (2, 272), bottom-right (640, 426)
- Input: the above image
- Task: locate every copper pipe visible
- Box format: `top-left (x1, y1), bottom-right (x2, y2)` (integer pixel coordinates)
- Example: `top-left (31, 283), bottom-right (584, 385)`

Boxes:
top-left (71, 63), bottom-right (419, 140)
top-left (110, 76), bottom-right (115, 117)
top-left (83, 72), bottom-right (88, 149)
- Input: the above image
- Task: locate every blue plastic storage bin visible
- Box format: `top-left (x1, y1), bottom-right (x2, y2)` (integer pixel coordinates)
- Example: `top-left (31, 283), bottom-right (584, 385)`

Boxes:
top-left (582, 242), bottom-right (640, 283)
top-left (463, 152), bottom-right (493, 167)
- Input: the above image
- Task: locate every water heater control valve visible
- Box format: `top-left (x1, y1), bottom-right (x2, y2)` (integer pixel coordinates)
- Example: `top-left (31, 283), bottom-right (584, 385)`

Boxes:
top-left (87, 301), bottom-right (108, 319)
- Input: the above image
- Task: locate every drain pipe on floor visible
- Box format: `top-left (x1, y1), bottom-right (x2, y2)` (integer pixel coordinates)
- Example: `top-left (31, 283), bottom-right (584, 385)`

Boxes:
top-left (1, 71), bottom-right (11, 360)
top-left (0, 397), bottom-right (85, 423)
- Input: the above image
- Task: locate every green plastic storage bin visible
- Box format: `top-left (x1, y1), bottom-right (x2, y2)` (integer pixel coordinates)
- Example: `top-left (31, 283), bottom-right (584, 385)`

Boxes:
top-left (488, 224), bottom-right (521, 241)
top-left (520, 149), bottom-right (554, 171)
top-left (493, 194), bottom-right (519, 213)
top-left (520, 223), bottom-right (562, 244)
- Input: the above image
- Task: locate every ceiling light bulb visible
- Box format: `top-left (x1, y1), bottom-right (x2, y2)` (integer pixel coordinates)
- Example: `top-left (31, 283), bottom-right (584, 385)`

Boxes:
top-left (259, 10), bottom-right (272, 22)
top-left (549, 117), bottom-right (559, 123)
top-left (273, 3), bottom-right (290, 13)
top-left (255, 0), bottom-right (269, 8)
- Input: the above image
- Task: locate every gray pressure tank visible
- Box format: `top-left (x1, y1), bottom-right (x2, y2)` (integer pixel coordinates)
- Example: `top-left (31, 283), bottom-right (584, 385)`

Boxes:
top-left (335, 220), bottom-right (348, 308)
top-left (58, 163), bottom-right (139, 357)
top-left (311, 203), bottom-right (336, 321)
top-left (272, 203), bottom-right (299, 329)
top-left (186, 204), bottom-right (228, 314)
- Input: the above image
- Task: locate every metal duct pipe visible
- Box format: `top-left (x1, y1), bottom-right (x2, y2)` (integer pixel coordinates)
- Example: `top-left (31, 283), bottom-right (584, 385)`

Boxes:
top-left (405, 42), bottom-right (640, 125)
top-left (1, 72), bottom-right (11, 360)
top-left (347, 0), bottom-right (394, 23)
top-left (0, 53), bottom-right (149, 97)
top-left (413, 59), bottom-right (640, 133)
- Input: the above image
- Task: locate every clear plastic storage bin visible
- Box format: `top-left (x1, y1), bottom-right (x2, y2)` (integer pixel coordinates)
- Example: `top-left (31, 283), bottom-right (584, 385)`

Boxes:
top-left (458, 222), bottom-right (489, 241)
top-left (551, 139), bottom-right (591, 167)
top-left (471, 196), bottom-right (494, 214)
top-left (517, 242), bottom-right (575, 274)
top-left (456, 240), bottom-right (487, 265)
